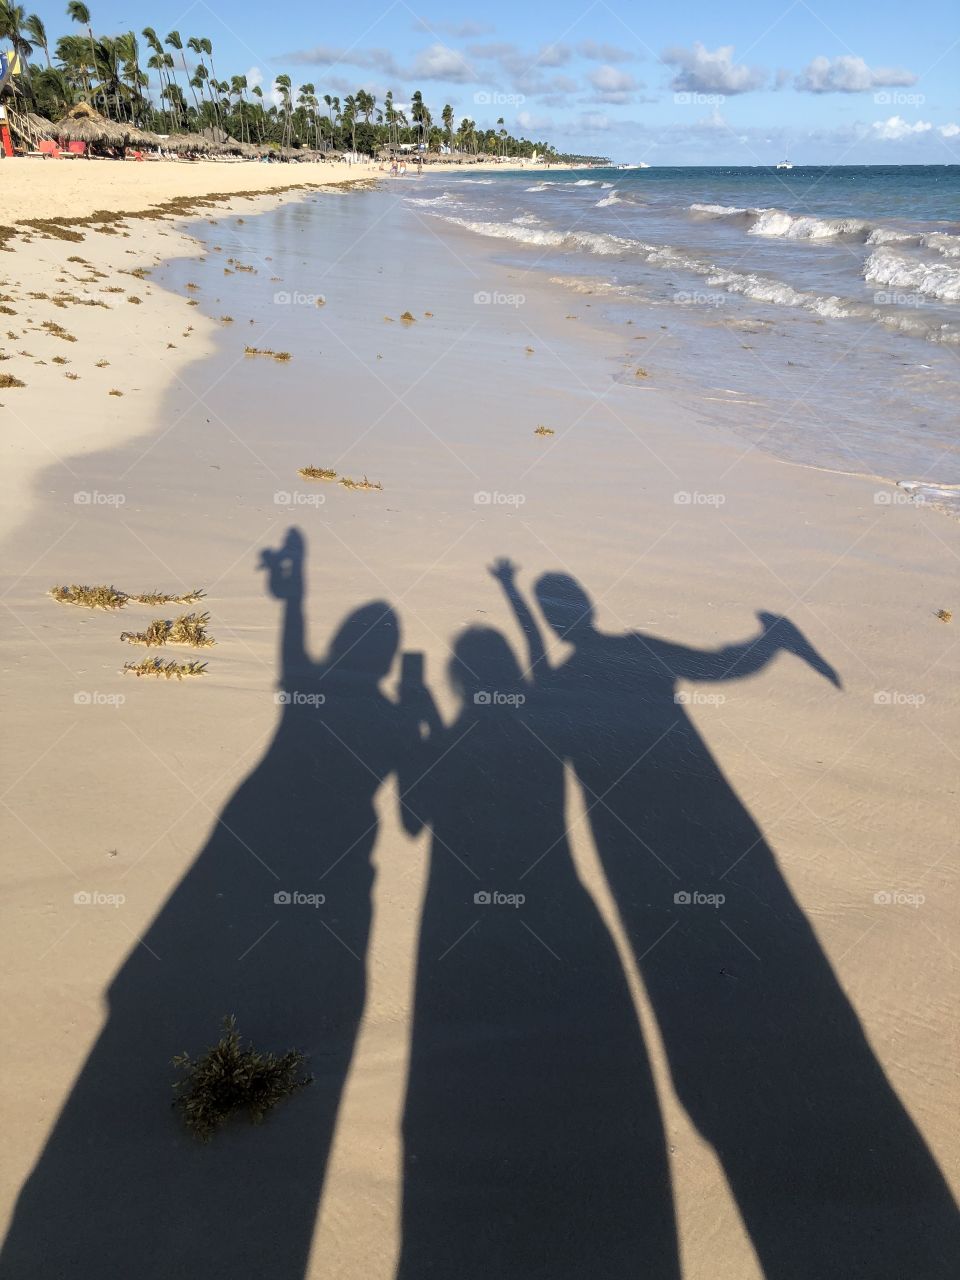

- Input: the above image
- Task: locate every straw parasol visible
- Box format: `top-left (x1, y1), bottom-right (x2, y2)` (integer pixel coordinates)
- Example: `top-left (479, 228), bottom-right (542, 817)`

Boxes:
top-left (54, 101), bottom-right (133, 145)
top-left (162, 133), bottom-right (214, 153)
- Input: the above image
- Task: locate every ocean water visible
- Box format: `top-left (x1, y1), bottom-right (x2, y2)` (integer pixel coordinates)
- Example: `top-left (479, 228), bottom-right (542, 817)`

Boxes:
top-left (410, 166), bottom-right (960, 511)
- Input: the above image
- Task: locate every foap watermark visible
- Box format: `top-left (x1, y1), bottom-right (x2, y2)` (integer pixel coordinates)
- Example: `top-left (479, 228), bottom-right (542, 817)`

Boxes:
top-left (474, 889), bottom-right (526, 907)
top-left (274, 890), bottom-right (326, 907)
top-left (674, 289), bottom-right (725, 307)
top-left (74, 691), bottom-right (125, 708)
top-left (474, 490), bottom-right (526, 507)
top-left (273, 290), bottom-right (326, 307)
top-left (674, 889), bottom-right (725, 907)
top-left (874, 90), bottom-right (925, 107)
top-left (474, 690), bottom-right (526, 707)
top-left (674, 490), bottom-right (726, 507)
top-left (74, 491), bottom-right (125, 507)
top-left (873, 488), bottom-right (925, 505)
top-left (274, 490), bottom-right (326, 508)
top-left (873, 890), bottom-right (925, 908)
top-left (474, 90), bottom-right (525, 107)
top-left (873, 290), bottom-right (923, 308)
top-left (873, 690), bottom-right (925, 707)
top-left (74, 890), bottom-right (125, 908)
top-left (674, 690), bottom-right (726, 707)
top-left (275, 690), bottom-right (326, 708)
top-left (474, 290), bottom-right (525, 308)
top-left (674, 92), bottom-right (725, 107)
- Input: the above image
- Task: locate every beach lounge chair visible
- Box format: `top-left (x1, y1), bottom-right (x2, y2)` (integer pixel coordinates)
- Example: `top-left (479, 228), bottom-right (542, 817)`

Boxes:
top-left (37, 139), bottom-right (60, 159)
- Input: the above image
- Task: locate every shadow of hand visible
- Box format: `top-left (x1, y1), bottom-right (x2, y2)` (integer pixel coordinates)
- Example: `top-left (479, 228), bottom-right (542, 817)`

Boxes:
top-left (260, 527), bottom-right (305, 601)
top-left (758, 612), bottom-right (842, 689)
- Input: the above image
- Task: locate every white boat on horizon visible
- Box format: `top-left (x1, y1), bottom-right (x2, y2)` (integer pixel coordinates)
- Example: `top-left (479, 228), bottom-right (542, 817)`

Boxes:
top-left (615, 162), bottom-right (650, 170)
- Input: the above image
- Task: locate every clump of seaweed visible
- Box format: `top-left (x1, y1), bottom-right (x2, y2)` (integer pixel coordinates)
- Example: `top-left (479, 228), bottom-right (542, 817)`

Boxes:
top-left (41, 320), bottom-right (76, 342)
top-left (123, 657), bottom-right (207, 679)
top-left (534, 425), bottom-right (555, 436)
top-left (339, 475), bottom-right (383, 492)
top-left (219, 316), bottom-right (233, 323)
top-left (234, 264), bottom-right (256, 273)
top-left (108, 389), bottom-right (124, 396)
top-left (51, 584), bottom-right (127, 609)
top-left (185, 283), bottom-right (200, 291)
top-left (244, 346), bottom-right (291, 362)
top-left (399, 311), bottom-right (416, 323)
top-left (127, 296), bottom-right (142, 305)
top-left (95, 359), bottom-right (110, 367)
top-left (50, 585), bottom-right (205, 610)
top-left (635, 367), bottom-right (649, 378)
top-left (298, 466), bottom-right (337, 481)
top-left (121, 611), bottom-right (215, 649)
top-left (0, 372), bottom-right (25, 388)
top-left (936, 609), bottom-right (952, 623)
top-left (172, 1016), bottom-right (311, 1141)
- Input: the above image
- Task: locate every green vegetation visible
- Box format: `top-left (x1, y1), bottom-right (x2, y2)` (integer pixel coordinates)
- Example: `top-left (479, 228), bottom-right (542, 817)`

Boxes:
top-left (0, 5), bottom-right (607, 162)
top-left (123, 657), bottom-right (207, 678)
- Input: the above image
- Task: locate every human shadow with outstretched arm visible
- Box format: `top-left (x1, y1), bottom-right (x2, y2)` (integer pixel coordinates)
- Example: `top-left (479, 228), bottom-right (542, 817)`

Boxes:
top-left (394, 623), bottom-right (679, 1279)
top-left (1, 528), bottom-right (408, 1280)
top-left (493, 561), bottom-right (959, 1279)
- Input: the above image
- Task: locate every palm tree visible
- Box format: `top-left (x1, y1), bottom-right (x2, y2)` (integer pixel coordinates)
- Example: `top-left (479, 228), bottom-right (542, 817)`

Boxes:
top-left (66, 2), bottom-right (100, 106)
top-left (274, 73), bottom-right (291, 147)
top-left (24, 12), bottom-right (50, 67)
top-left (165, 30), bottom-right (200, 124)
top-left (250, 83), bottom-right (264, 143)
top-left (441, 102), bottom-right (453, 148)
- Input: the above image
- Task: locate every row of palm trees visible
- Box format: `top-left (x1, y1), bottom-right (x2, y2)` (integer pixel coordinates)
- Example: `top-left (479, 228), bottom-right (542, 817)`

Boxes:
top-left (0, 1), bottom-right (592, 159)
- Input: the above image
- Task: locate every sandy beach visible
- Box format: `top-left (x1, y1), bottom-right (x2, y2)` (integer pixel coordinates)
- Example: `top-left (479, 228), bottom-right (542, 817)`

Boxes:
top-left (1, 162), bottom-right (957, 1278)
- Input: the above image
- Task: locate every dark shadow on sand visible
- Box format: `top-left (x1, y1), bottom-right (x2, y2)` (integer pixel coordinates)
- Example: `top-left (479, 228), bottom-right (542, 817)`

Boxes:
top-left (485, 560), bottom-right (959, 1279)
top-left (0, 529), bottom-right (406, 1279)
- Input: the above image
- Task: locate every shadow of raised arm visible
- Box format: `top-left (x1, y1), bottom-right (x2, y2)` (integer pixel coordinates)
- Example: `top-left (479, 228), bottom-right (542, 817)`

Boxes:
top-left (652, 611), bottom-right (842, 689)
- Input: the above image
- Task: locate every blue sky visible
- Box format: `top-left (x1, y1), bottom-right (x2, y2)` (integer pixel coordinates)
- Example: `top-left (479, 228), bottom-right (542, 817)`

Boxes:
top-left (35, 0), bottom-right (960, 161)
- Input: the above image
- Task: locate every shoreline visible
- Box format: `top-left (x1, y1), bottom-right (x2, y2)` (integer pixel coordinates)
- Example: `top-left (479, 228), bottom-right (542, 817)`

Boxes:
top-left (1, 169), bottom-right (957, 1277)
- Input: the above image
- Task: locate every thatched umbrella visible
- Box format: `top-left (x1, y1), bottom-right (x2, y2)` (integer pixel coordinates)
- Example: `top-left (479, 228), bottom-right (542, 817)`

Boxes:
top-left (162, 133), bottom-right (213, 153)
top-left (55, 101), bottom-right (131, 146)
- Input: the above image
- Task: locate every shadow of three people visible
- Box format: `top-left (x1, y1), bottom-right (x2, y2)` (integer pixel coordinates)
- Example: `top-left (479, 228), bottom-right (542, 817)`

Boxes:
top-left (1, 528), bottom-right (956, 1279)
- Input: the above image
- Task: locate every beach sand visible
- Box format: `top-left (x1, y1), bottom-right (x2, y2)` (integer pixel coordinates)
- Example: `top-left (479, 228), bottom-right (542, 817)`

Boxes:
top-left (0, 167), bottom-right (957, 1277)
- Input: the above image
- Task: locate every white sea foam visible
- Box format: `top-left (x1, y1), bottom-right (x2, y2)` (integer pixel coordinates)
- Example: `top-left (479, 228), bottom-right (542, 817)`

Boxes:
top-left (748, 208), bottom-right (871, 239)
top-left (864, 249), bottom-right (960, 302)
top-left (688, 203), bottom-right (753, 218)
top-left (595, 190), bottom-right (621, 207)
top-left (525, 183), bottom-right (549, 192)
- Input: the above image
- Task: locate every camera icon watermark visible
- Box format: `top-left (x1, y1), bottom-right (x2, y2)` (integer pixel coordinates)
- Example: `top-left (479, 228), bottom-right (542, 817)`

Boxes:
top-left (674, 491), bottom-right (726, 506)
top-left (873, 488), bottom-right (924, 505)
top-left (473, 491), bottom-right (526, 506)
top-left (674, 92), bottom-right (725, 106)
top-left (473, 90), bottom-right (525, 107)
top-left (473, 291), bottom-right (525, 308)
top-left (674, 290), bottom-right (725, 307)
top-left (873, 91), bottom-right (925, 107)
top-left (275, 690), bottom-right (326, 708)
top-left (74, 890), bottom-right (126, 908)
top-left (473, 690), bottom-right (526, 707)
top-left (873, 889), bottom-right (925, 908)
top-left (274, 490), bottom-right (326, 507)
top-left (474, 889), bottom-right (526, 907)
top-left (674, 889), bottom-right (725, 907)
top-left (873, 290), bottom-right (923, 308)
top-left (74, 691), bottom-right (125, 708)
top-left (674, 690), bottom-right (726, 706)
top-left (273, 290), bottom-right (325, 306)
top-left (274, 889), bottom-right (326, 907)
top-left (74, 491), bottom-right (126, 506)
top-left (873, 690), bottom-right (925, 707)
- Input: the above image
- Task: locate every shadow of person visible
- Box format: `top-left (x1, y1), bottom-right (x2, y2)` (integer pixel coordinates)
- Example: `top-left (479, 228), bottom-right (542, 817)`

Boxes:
top-left (492, 562), bottom-right (959, 1278)
top-left (1, 528), bottom-right (406, 1280)
top-left (395, 625), bottom-right (679, 1279)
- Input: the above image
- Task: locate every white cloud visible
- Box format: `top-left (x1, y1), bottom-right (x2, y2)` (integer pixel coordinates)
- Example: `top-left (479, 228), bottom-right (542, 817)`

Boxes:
top-left (245, 66), bottom-right (263, 90)
top-left (408, 43), bottom-right (477, 82)
top-left (577, 39), bottom-right (637, 64)
top-left (662, 42), bottom-right (767, 95)
top-left (871, 115), bottom-right (932, 140)
top-left (939, 122), bottom-right (960, 137)
top-left (587, 64), bottom-right (640, 103)
top-left (796, 55), bottom-right (917, 93)
top-left (516, 110), bottom-right (552, 131)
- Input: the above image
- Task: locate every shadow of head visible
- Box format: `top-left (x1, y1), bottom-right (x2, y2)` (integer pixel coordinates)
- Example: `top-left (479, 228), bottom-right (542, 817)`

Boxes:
top-left (535, 573), bottom-right (595, 641)
top-left (449, 626), bottom-right (524, 704)
top-left (329, 602), bottom-right (400, 678)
